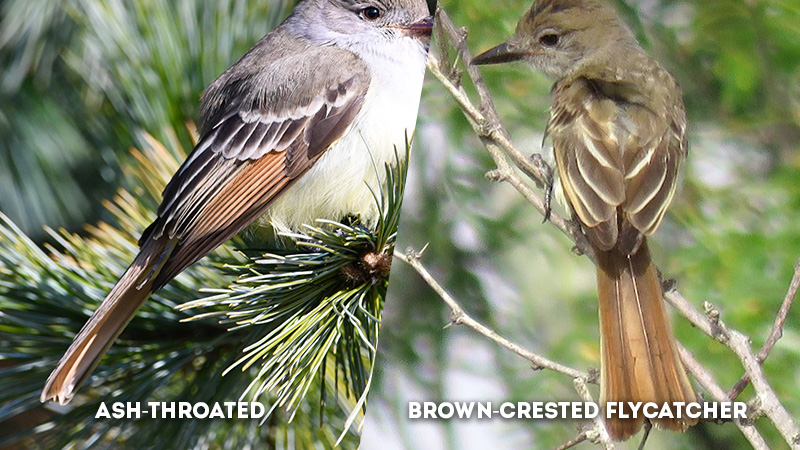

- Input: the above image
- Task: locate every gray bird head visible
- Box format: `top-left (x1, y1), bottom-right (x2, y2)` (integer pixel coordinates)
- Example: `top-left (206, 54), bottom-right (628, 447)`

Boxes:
top-left (287, 0), bottom-right (433, 57)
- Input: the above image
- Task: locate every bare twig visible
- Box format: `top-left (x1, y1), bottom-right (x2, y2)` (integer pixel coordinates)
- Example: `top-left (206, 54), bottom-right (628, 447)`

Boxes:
top-left (665, 290), bottom-right (800, 447)
top-left (429, 7), bottom-right (594, 259)
top-left (552, 431), bottom-right (588, 450)
top-left (677, 345), bottom-right (770, 450)
top-left (425, 6), bottom-right (800, 449)
top-left (573, 378), bottom-right (614, 449)
top-left (434, 9), bottom-right (544, 182)
top-left (395, 249), bottom-right (586, 379)
top-left (728, 260), bottom-right (800, 400)
top-left (396, 248), bottom-right (614, 450)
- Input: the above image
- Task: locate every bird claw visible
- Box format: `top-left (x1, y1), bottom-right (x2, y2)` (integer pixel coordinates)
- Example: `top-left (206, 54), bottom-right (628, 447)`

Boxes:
top-left (543, 177), bottom-right (554, 223)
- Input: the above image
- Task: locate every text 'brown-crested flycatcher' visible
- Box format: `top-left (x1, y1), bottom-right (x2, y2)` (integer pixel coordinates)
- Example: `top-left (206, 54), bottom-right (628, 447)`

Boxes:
top-left (41, 0), bottom-right (432, 406)
top-left (472, 0), bottom-right (697, 440)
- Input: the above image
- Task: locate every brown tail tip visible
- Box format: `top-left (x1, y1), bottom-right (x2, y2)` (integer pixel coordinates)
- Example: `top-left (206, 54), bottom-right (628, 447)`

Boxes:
top-left (597, 241), bottom-right (698, 440)
top-left (40, 387), bottom-right (74, 406)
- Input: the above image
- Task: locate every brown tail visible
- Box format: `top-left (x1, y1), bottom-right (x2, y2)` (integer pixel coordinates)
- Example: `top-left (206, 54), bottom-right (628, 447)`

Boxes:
top-left (596, 239), bottom-right (697, 440)
top-left (40, 238), bottom-right (175, 405)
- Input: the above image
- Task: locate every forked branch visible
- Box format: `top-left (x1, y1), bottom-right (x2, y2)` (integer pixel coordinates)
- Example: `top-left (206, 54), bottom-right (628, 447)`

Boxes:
top-left (404, 6), bottom-right (800, 449)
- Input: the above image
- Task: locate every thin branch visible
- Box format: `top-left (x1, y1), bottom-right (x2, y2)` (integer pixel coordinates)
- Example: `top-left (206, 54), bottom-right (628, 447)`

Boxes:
top-left (395, 249), bottom-right (585, 379)
top-left (426, 55), bottom-right (592, 259)
top-left (429, 7), bottom-right (594, 259)
top-left (551, 431), bottom-right (587, 450)
top-left (396, 248), bottom-right (613, 450)
top-left (677, 345), bottom-right (770, 450)
top-left (433, 8), bottom-right (545, 182)
top-left (665, 289), bottom-right (800, 448)
top-left (429, 6), bottom-right (800, 449)
top-left (573, 378), bottom-right (614, 449)
top-left (728, 259), bottom-right (800, 400)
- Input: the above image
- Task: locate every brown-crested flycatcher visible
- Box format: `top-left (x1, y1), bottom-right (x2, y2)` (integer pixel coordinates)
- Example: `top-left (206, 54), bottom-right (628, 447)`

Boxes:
top-left (42, 0), bottom-right (432, 405)
top-left (472, 0), bottom-right (697, 440)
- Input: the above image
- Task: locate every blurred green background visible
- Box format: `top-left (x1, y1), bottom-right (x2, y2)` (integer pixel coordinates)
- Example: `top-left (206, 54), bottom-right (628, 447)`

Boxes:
top-left (0, 0), bottom-right (295, 240)
top-left (2, 0), bottom-right (800, 448)
top-left (362, 1), bottom-right (800, 449)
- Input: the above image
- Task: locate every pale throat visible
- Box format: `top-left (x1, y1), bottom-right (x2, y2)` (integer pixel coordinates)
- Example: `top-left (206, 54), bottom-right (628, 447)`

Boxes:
top-left (256, 34), bottom-right (426, 235)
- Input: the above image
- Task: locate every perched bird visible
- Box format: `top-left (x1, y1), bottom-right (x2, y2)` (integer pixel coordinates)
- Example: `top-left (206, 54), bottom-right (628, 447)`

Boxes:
top-left (41, 0), bottom-right (432, 405)
top-left (472, 0), bottom-right (697, 440)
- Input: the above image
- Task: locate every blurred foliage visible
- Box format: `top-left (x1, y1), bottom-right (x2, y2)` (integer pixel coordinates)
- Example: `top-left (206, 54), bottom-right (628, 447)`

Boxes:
top-left (365, 1), bottom-right (800, 450)
top-left (0, 0), bottom-right (412, 448)
top-left (0, 0), bottom-right (295, 238)
top-left (4, 0), bottom-right (800, 448)
top-left (1, 129), bottom-right (406, 449)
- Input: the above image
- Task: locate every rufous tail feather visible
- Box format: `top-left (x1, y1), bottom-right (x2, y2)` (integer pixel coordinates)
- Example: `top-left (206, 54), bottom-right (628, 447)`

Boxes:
top-left (40, 237), bottom-right (175, 405)
top-left (596, 239), bottom-right (697, 440)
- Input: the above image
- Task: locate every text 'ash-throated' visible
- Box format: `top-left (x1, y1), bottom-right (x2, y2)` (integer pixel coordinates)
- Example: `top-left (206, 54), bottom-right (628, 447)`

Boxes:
top-left (41, 0), bottom-right (432, 406)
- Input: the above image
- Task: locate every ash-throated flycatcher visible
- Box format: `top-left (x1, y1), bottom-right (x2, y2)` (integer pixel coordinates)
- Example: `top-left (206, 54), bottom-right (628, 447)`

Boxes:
top-left (473, 0), bottom-right (696, 440)
top-left (41, 0), bottom-right (431, 405)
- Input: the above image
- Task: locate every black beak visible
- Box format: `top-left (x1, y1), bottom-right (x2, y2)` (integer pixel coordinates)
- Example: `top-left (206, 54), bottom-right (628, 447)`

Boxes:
top-left (472, 42), bottom-right (525, 65)
top-left (400, 16), bottom-right (434, 39)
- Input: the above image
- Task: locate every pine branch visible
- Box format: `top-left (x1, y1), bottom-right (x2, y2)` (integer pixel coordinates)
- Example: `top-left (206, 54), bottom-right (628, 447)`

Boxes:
top-left (0, 130), bottom-right (408, 449)
top-left (180, 145), bottom-right (409, 436)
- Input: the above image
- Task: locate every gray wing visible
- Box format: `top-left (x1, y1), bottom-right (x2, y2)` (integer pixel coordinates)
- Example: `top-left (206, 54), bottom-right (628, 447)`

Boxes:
top-left (139, 43), bottom-right (369, 288)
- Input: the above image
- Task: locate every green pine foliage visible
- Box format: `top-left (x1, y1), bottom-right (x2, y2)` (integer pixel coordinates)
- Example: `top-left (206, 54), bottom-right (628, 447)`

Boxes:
top-left (0, 131), bottom-right (409, 449)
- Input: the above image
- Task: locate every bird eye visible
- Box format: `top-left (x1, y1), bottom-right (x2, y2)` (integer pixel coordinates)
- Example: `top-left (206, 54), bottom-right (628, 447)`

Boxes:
top-left (360, 7), bottom-right (381, 20)
top-left (539, 33), bottom-right (559, 47)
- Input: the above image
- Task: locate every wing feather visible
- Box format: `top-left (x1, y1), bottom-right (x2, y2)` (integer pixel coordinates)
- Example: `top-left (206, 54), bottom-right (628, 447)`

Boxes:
top-left (550, 76), bottom-right (685, 253)
top-left (137, 52), bottom-right (368, 289)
